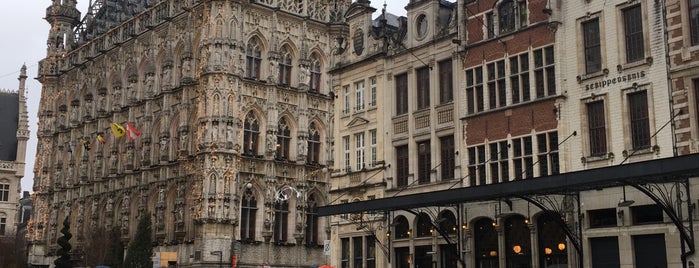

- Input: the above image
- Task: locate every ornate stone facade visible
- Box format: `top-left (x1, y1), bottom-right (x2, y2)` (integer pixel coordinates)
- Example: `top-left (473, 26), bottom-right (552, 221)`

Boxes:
top-left (28, 0), bottom-right (341, 267)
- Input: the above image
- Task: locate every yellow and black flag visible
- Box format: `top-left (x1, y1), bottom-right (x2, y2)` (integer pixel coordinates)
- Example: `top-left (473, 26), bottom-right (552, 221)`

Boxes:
top-left (81, 138), bottom-right (91, 151)
top-left (110, 122), bottom-right (126, 138)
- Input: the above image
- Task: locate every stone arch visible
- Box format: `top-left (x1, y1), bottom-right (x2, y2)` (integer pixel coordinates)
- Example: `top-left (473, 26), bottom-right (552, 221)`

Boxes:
top-left (437, 209), bottom-right (458, 235)
top-left (228, 16), bottom-right (239, 40)
top-left (213, 15), bottom-right (225, 39)
top-left (393, 215), bottom-right (410, 239)
top-left (239, 180), bottom-right (263, 241)
top-left (246, 31), bottom-right (269, 52)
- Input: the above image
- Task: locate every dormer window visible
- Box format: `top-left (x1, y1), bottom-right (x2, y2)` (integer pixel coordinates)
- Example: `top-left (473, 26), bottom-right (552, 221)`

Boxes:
top-left (490, 0), bottom-right (528, 37)
top-left (499, 0), bottom-right (516, 34)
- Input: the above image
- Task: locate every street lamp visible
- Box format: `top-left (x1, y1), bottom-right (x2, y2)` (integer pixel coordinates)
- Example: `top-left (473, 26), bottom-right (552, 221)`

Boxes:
top-left (211, 251), bottom-right (222, 268)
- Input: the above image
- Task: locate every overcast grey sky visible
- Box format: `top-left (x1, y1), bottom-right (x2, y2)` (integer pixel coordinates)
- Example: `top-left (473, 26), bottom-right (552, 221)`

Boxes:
top-left (0, 0), bottom-right (407, 193)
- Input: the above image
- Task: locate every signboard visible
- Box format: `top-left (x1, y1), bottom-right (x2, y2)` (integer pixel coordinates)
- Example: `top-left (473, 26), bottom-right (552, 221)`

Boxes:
top-left (152, 252), bottom-right (160, 268)
top-left (324, 240), bottom-right (331, 256)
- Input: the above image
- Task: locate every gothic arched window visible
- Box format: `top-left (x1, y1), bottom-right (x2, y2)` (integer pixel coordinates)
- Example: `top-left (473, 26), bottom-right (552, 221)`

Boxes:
top-left (279, 45), bottom-right (293, 86)
top-left (305, 195), bottom-right (319, 245)
top-left (243, 111), bottom-right (260, 156)
top-left (274, 199), bottom-right (289, 243)
top-left (246, 38), bottom-right (262, 79)
top-left (310, 53), bottom-right (322, 92)
top-left (240, 188), bottom-right (257, 241)
top-left (307, 122), bottom-right (321, 164)
top-left (276, 118), bottom-right (291, 160)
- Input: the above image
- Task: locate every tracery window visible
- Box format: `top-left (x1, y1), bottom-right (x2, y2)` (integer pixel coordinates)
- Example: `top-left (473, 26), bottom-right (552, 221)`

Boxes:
top-left (240, 188), bottom-right (257, 241)
top-left (243, 111), bottom-right (260, 156)
top-left (279, 45), bottom-right (293, 86)
top-left (307, 123), bottom-right (321, 164)
top-left (246, 38), bottom-right (262, 79)
top-left (305, 195), bottom-right (319, 245)
top-left (274, 199), bottom-right (289, 243)
top-left (276, 118), bottom-right (291, 160)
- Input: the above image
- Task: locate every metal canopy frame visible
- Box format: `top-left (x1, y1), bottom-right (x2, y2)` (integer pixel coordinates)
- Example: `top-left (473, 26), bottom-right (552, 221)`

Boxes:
top-left (318, 154), bottom-right (699, 215)
top-left (318, 154), bottom-right (699, 266)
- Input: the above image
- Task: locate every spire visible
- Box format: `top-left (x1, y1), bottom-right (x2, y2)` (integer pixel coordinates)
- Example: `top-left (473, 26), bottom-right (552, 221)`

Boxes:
top-left (15, 65), bottom-right (29, 178)
top-left (45, 0), bottom-right (81, 55)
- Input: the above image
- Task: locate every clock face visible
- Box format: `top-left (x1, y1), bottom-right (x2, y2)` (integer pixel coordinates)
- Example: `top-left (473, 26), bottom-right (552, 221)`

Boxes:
top-left (353, 29), bottom-right (364, 56)
top-left (416, 14), bottom-right (428, 38)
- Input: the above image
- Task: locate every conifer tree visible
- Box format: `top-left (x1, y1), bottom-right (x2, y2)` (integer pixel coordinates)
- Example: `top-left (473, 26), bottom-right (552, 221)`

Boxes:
top-left (54, 216), bottom-right (73, 268)
top-left (123, 213), bottom-right (153, 268)
top-left (106, 227), bottom-right (124, 268)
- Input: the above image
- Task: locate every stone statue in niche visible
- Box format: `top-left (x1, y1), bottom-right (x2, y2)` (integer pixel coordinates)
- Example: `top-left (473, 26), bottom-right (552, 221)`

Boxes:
top-left (106, 197), bottom-right (114, 213)
top-left (175, 206), bottom-right (184, 223)
top-left (179, 132), bottom-right (188, 151)
top-left (141, 143), bottom-right (151, 164)
top-left (122, 194), bottom-right (130, 211)
top-left (182, 58), bottom-right (192, 79)
top-left (57, 112), bottom-right (66, 128)
top-left (79, 160), bottom-right (88, 178)
top-left (112, 86), bottom-right (121, 109)
top-left (109, 152), bottom-right (117, 172)
top-left (213, 48), bottom-right (223, 70)
top-left (77, 202), bottom-right (84, 222)
top-left (268, 58), bottom-right (278, 83)
top-left (211, 123), bottom-right (219, 141)
top-left (98, 94), bottom-right (106, 112)
top-left (70, 106), bottom-right (79, 122)
top-left (226, 123), bottom-right (236, 150)
top-left (266, 132), bottom-right (276, 153)
top-left (145, 73), bottom-right (155, 97)
top-left (298, 138), bottom-right (307, 157)
top-left (91, 198), bottom-right (98, 216)
top-left (127, 80), bottom-right (137, 102)
top-left (161, 66), bottom-right (172, 90)
top-left (177, 183), bottom-right (185, 198)
top-left (126, 148), bottom-right (134, 167)
top-left (299, 65), bottom-right (310, 85)
top-left (159, 137), bottom-right (169, 159)
top-left (158, 188), bottom-right (166, 203)
top-left (121, 214), bottom-right (129, 235)
top-left (83, 101), bottom-right (92, 118)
